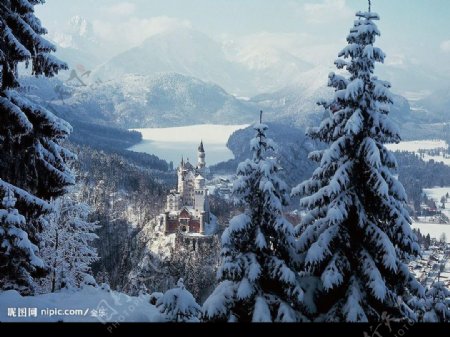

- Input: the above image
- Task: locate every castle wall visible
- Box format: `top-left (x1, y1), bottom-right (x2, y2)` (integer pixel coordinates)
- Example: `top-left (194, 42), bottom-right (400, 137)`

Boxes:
top-left (194, 189), bottom-right (206, 213)
top-left (164, 142), bottom-right (210, 235)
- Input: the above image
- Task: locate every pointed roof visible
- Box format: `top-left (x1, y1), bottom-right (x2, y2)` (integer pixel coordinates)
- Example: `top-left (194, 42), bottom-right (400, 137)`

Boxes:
top-left (179, 208), bottom-right (191, 218)
top-left (198, 140), bottom-right (205, 153)
top-left (184, 161), bottom-right (194, 170)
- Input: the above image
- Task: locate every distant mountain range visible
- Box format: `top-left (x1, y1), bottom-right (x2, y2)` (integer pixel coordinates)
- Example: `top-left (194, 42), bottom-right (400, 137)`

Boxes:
top-left (92, 27), bottom-right (252, 96)
top-left (20, 70), bottom-right (417, 141)
top-left (21, 73), bottom-right (257, 128)
top-left (25, 15), bottom-right (449, 141)
top-left (51, 16), bottom-right (450, 98)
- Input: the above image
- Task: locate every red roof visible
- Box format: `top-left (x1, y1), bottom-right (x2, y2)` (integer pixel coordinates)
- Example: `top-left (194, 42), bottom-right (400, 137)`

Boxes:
top-left (179, 209), bottom-right (191, 218)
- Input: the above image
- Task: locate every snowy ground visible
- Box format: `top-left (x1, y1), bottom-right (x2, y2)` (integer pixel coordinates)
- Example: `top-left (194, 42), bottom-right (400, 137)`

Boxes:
top-left (423, 187), bottom-right (450, 219)
top-left (386, 139), bottom-right (450, 167)
top-left (129, 124), bottom-right (249, 165)
top-left (0, 285), bottom-right (164, 322)
top-left (412, 186), bottom-right (450, 243)
top-left (386, 139), bottom-right (447, 152)
top-left (412, 222), bottom-right (450, 243)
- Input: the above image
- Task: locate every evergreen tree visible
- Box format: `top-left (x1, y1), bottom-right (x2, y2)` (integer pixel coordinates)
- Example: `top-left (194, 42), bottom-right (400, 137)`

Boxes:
top-left (422, 282), bottom-right (450, 322)
top-left (203, 115), bottom-right (303, 322)
top-left (0, 0), bottom-right (73, 293)
top-left (96, 267), bottom-right (111, 286)
top-left (0, 189), bottom-right (44, 294)
top-left (156, 278), bottom-right (201, 322)
top-left (37, 194), bottom-right (99, 293)
top-left (292, 7), bottom-right (423, 321)
top-left (425, 234), bottom-right (431, 250)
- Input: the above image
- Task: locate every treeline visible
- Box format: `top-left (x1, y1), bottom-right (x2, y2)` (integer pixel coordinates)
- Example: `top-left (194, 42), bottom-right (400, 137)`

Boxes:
top-left (68, 145), bottom-right (174, 289)
top-left (211, 122), bottom-right (319, 188)
top-left (216, 124), bottom-right (450, 215)
top-left (395, 151), bottom-right (450, 210)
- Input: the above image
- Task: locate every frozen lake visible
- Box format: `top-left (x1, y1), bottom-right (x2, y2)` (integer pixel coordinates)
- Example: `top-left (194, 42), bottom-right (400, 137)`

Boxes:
top-left (129, 124), bottom-right (249, 165)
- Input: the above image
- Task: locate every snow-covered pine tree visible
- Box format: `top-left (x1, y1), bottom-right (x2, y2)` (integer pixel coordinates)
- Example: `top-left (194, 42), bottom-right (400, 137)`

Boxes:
top-left (0, 1), bottom-right (73, 294)
top-left (38, 195), bottom-right (99, 293)
top-left (0, 189), bottom-right (45, 294)
top-left (291, 7), bottom-right (423, 321)
top-left (203, 115), bottom-right (303, 322)
top-left (422, 282), bottom-right (450, 322)
top-left (156, 278), bottom-right (202, 322)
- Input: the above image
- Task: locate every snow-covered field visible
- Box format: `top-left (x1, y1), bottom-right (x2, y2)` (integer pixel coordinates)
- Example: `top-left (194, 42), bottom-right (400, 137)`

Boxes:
top-left (384, 139), bottom-right (450, 241)
top-left (386, 139), bottom-right (447, 152)
top-left (386, 139), bottom-right (450, 167)
top-left (412, 222), bottom-right (450, 243)
top-left (412, 186), bottom-right (450, 243)
top-left (424, 187), bottom-right (450, 219)
top-left (0, 286), bottom-right (164, 322)
top-left (129, 124), bottom-right (249, 165)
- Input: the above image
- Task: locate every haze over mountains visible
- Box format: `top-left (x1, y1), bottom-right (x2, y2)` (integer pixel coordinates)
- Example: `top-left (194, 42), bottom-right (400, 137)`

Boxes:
top-left (31, 15), bottom-right (449, 135)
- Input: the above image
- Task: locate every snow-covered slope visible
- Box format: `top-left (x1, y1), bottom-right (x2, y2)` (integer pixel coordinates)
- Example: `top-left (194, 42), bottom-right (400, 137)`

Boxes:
top-left (251, 66), bottom-right (333, 127)
top-left (225, 122), bottom-right (319, 187)
top-left (58, 73), bottom-right (256, 128)
top-left (251, 65), bottom-right (413, 129)
top-left (386, 140), bottom-right (450, 167)
top-left (415, 87), bottom-right (450, 123)
top-left (223, 35), bottom-right (313, 95)
top-left (0, 286), bottom-right (164, 322)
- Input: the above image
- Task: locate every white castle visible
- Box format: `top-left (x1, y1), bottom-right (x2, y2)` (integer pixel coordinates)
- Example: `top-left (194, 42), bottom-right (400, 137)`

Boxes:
top-left (162, 141), bottom-right (211, 235)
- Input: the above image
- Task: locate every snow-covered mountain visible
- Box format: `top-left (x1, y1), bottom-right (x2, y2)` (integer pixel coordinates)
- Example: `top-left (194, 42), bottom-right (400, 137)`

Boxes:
top-left (91, 26), bottom-right (318, 97)
top-left (251, 66), bottom-right (333, 127)
top-left (48, 15), bottom-right (450, 109)
top-left (53, 73), bottom-right (257, 128)
top-left (20, 69), bottom-right (414, 139)
top-left (414, 87), bottom-right (450, 123)
top-left (250, 65), bottom-right (413, 131)
top-left (222, 34), bottom-right (314, 95)
top-left (49, 16), bottom-right (103, 70)
top-left (92, 26), bottom-right (252, 96)
top-left (225, 122), bottom-right (319, 187)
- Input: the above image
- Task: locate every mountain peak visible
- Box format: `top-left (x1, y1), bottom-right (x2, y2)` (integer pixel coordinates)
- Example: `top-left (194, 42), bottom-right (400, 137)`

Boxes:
top-left (67, 16), bottom-right (93, 38)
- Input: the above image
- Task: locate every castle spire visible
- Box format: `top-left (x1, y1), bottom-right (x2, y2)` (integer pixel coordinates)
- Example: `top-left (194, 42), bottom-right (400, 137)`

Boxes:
top-left (198, 140), bottom-right (205, 153)
top-left (197, 140), bottom-right (206, 170)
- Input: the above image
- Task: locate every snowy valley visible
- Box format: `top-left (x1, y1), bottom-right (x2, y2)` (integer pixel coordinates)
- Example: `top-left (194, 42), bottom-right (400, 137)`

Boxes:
top-left (2, 0), bottom-right (450, 327)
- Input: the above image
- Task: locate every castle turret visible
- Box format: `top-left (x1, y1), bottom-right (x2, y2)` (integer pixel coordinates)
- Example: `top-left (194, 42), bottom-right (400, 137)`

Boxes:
top-left (163, 211), bottom-right (170, 234)
top-left (200, 211), bottom-right (206, 235)
top-left (197, 141), bottom-right (205, 170)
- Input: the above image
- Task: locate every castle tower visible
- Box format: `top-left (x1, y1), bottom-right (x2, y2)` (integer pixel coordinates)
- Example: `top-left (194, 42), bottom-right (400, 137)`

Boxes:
top-left (197, 141), bottom-right (205, 171)
top-left (200, 211), bottom-right (206, 235)
top-left (177, 156), bottom-right (185, 196)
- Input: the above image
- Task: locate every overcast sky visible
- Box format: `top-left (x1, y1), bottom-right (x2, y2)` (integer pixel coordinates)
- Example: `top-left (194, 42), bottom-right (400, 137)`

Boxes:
top-left (36, 0), bottom-right (450, 76)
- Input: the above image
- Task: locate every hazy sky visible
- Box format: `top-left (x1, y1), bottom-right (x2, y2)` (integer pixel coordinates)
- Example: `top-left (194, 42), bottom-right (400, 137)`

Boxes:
top-left (36, 0), bottom-right (450, 77)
